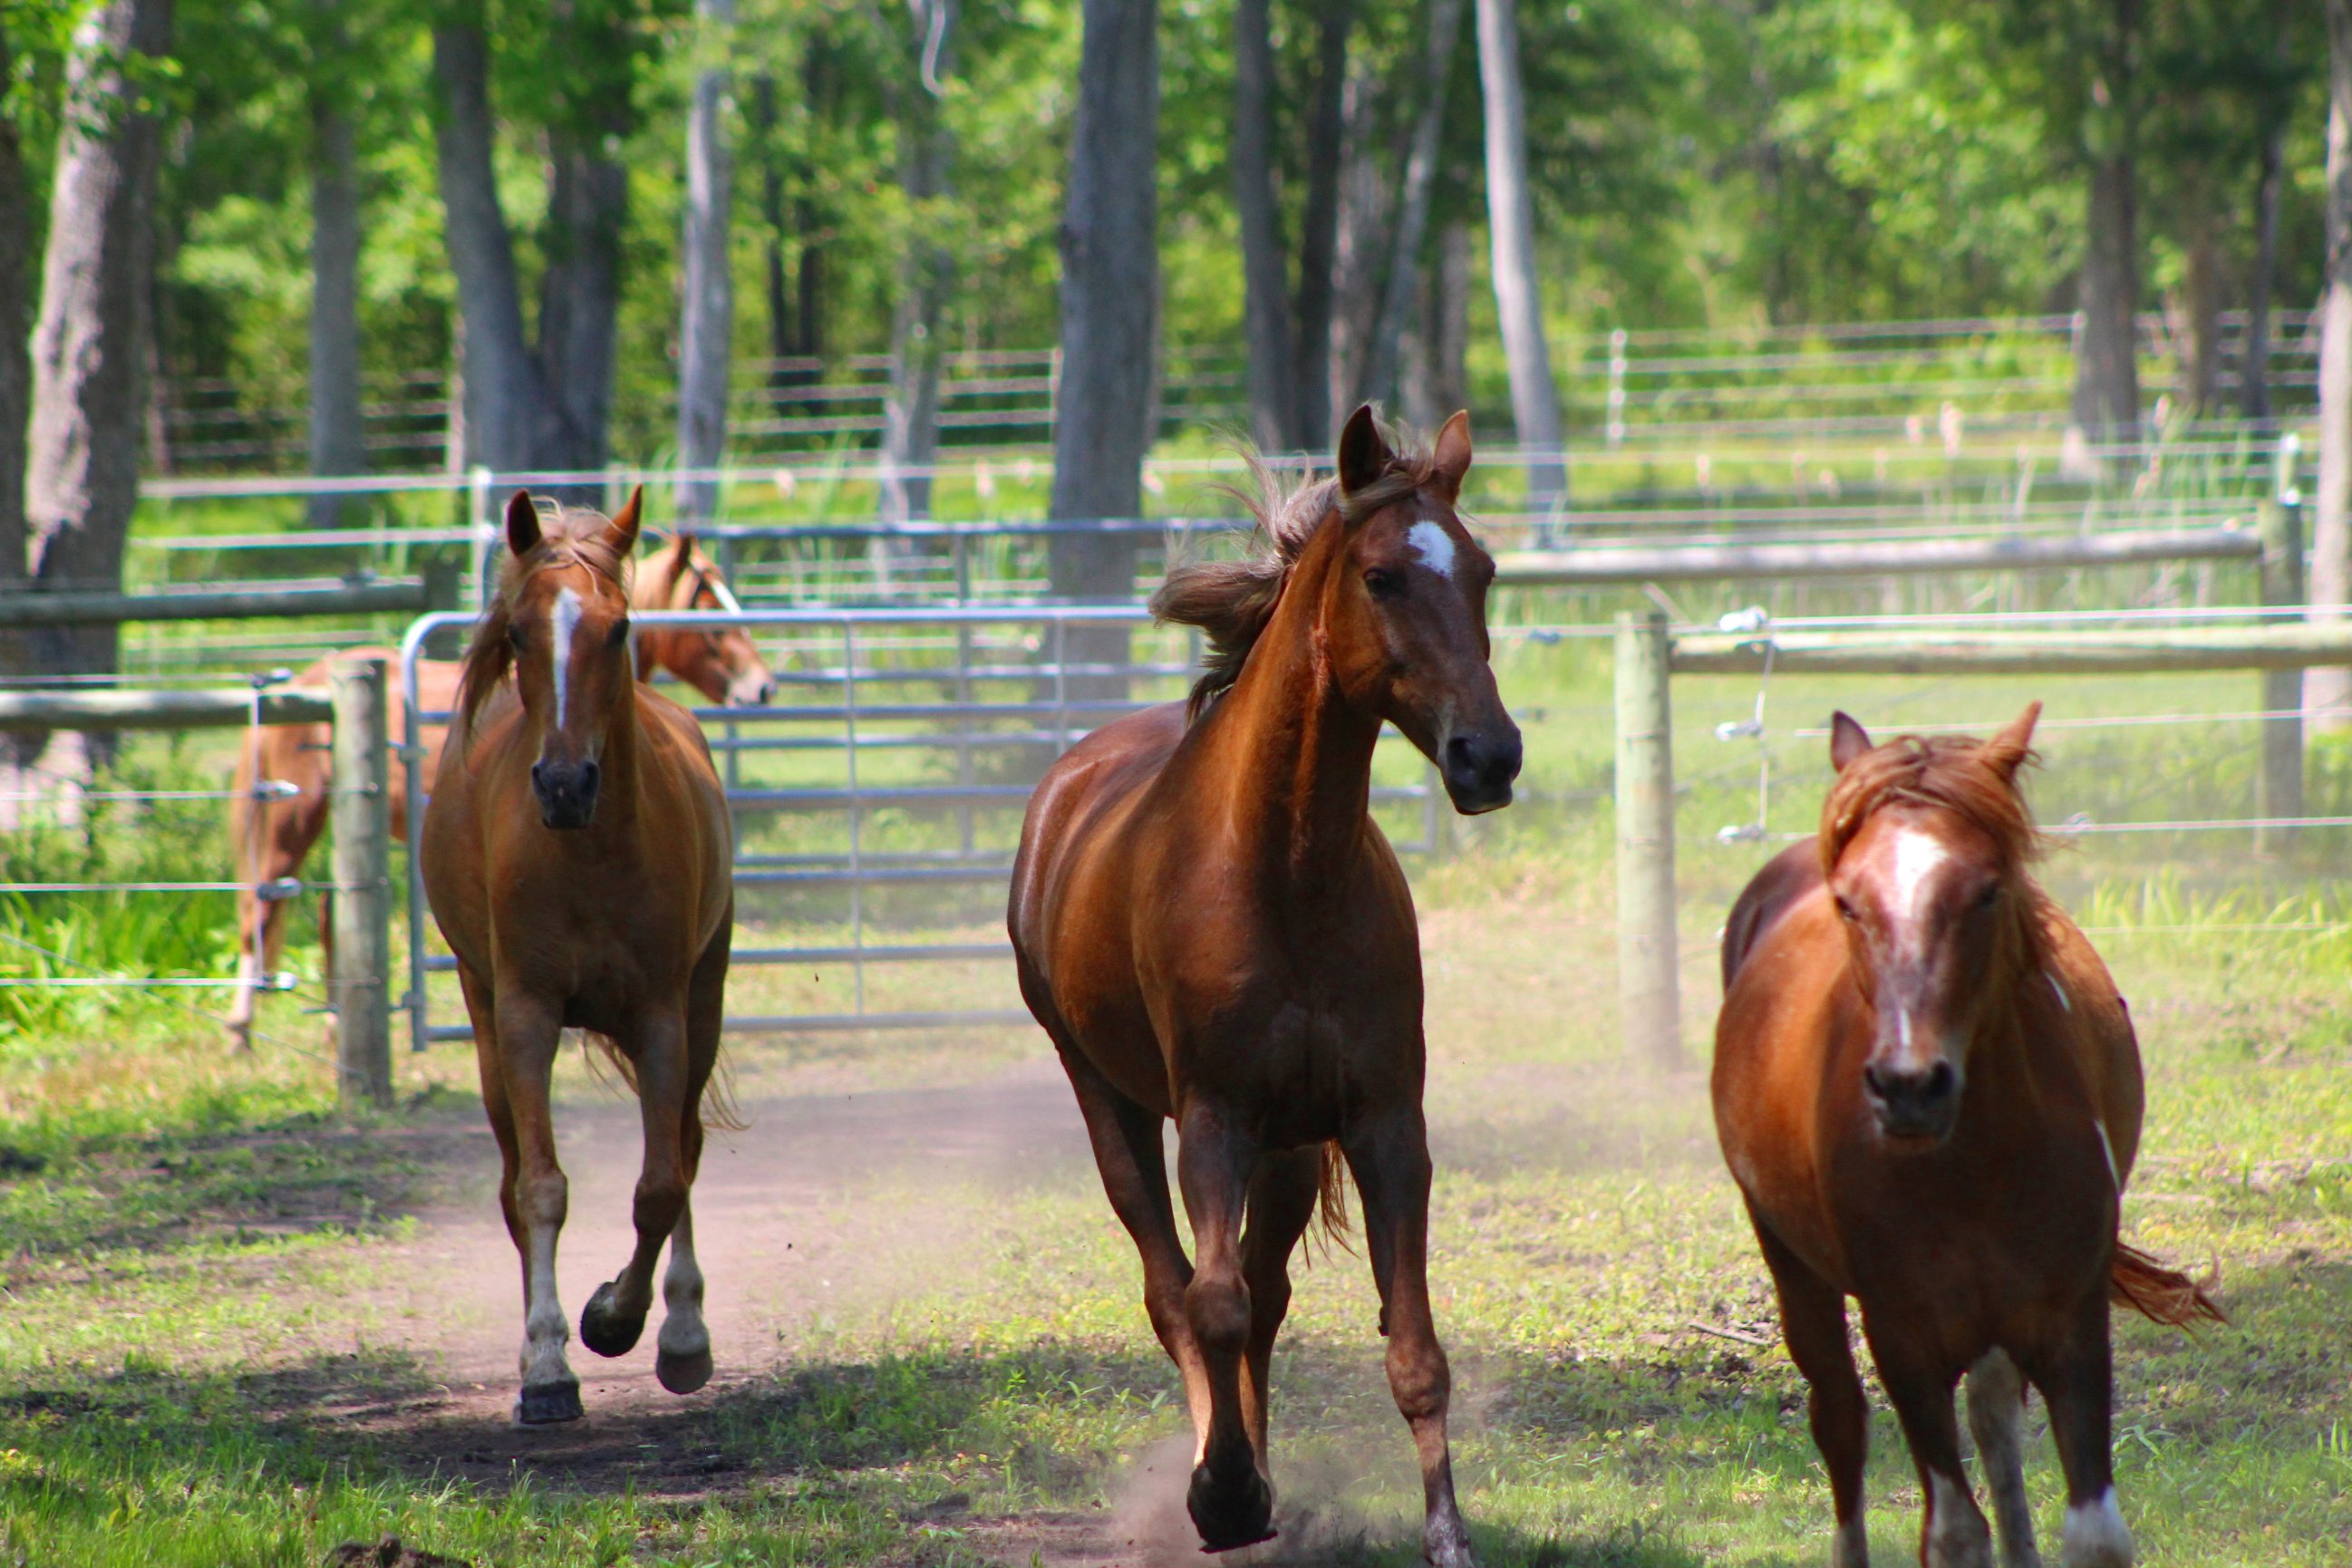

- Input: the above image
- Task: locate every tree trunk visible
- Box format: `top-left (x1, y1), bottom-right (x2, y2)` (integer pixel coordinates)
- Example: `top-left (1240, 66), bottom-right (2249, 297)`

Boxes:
top-left (1232, 0), bottom-right (1295, 453)
top-left (1476, 0), bottom-right (1564, 511)
top-left (2171, 184), bottom-right (2222, 420)
top-left (2243, 0), bottom-right (2297, 423)
top-left (1327, 60), bottom-right (1389, 438)
top-left (2311, 0), bottom-right (2352, 728)
top-left (431, 11), bottom-right (544, 475)
top-left (1289, 0), bottom-right (1350, 451)
top-left (676, 0), bottom-right (737, 524)
top-left (1050, 0), bottom-right (1158, 696)
top-left (25, 0), bottom-right (175, 694)
top-left (307, 16), bottom-right (368, 530)
top-left (750, 70), bottom-right (790, 368)
top-left (1433, 215), bottom-right (1469, 417)
top-left (0, 24), bottom-right (31, 706)
top-left (2069, 0), bottom-right (2142, 447)
top-left (1363, 0), bottom-right (1466, 413)
top-left (537, 0), bottom-right (633, 483)
top-left (880, 0), bottom-right (958, 527)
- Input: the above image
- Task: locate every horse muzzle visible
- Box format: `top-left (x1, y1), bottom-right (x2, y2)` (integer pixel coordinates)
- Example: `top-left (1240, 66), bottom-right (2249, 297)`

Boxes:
top-left (531, 758), bottom-right (602, 830)
top-left (729, 671), bottom-right (777, 706)
top-left (1863, 1055), bottom-right (1960, 1144)
top-left (1440, 726), bottom-right (1522, 814)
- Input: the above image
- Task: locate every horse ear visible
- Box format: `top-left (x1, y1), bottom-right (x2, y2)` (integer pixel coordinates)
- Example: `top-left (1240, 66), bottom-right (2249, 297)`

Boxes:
top-left (1982, 701), bottom-right (2042, 779)
top-left (1337, 403), bottom-right (1392, 497)
top-left (505, 490), bottom-right (541, 557)
top-left (1430, 411), bottom-right (1472, 504)
top-left (1829, 711), bottom-right (1873, 772)
top-left (600, 485), bottom-right (644, 557)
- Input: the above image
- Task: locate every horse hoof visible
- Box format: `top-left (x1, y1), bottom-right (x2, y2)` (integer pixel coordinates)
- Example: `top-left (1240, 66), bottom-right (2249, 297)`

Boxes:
top-left (1422, 1518), bottom-right (1480, 1568)
top-left (512, 1378), bottom-right (583, 1426)
top-left (1186, 1462), bottom-right (1274, 1553)
top-left (578, 1283), bottom-right (646, 1358)
top-left (655, 1343), bottom-right (713, 1395)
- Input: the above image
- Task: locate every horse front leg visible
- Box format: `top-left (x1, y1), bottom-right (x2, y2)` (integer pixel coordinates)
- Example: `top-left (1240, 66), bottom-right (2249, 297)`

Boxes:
top-left (580, 1010), bottom-right (692, 1369)
top-left (1863, 1312), bottom-right (1991, 1568)
top-left (489, 986), bottom-right (581, 1425)
top-left (1344, 1109), bottom-right (1476, 1568)
top-left (1176, 1101), bottom-right (1273, 1552)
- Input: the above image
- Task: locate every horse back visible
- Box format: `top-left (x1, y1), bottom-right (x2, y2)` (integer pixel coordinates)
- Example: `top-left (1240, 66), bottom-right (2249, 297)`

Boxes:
top-left (1720, 837), bottom-right (1824, 990)
top-left (1008, 702), bottom-right (1187, 973)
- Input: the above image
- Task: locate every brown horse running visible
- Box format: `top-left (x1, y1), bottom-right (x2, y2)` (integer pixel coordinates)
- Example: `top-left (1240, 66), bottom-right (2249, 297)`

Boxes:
top-left (1713, 704), bottom-right (2219, 1568)
top-left (224, 528), bottom-right (771, 1048)
top-left (420, 489), bottom-right (737, 1424)
top-left (1009, 408), bottom-right (1518, 1564)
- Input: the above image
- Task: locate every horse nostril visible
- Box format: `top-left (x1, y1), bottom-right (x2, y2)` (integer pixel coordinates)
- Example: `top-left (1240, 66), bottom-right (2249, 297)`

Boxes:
top-left (578, 760), bottom-right (600, 795)
top-left (1447, 736), bottom-right (1476, 772)
top-left (1863, 1063), bottom-right (1889, 1100)
top-left (1921, 1060), bottom-right (1956, 1103)
top-left (529, 763), bottom-right (546, 791)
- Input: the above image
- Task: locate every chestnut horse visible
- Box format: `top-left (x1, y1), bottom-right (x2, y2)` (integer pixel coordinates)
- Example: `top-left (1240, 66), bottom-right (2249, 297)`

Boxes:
top-left (1714, 704), bottom-right (2219, 1568)
top-left (224, 528), bottom-right (771, 1048)
top-left (1009, 408), bottom-right (1518, 1564)
top-left (421, 489), bottom-right (737, 1424)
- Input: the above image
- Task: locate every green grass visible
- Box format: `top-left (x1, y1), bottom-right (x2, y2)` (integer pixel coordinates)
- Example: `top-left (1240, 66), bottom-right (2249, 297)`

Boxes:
top-left (2, 653), bottom-right (2349, 1563)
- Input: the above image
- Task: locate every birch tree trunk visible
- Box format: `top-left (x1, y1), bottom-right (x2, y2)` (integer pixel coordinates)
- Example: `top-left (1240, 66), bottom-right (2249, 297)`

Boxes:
top-left (1476, 0), bottom-right (1564, 510)
top-left (1327, 61), bottom-right (1388, 440)
top-left (1232, 0), bottom-right (1295, 453)
top-left (2069, 0), bottom-right (2142, 448)
top-left (26, 0), bottom-right (175, 693)
top-left (1290, 0), bottom-right (1350, 451)
top-left (1050, 0), bottom-right (1158, 695)
top-left (2243, 0), bottom-right (2296, 424)
top-left (880, 0), bottom-right (958, 527)
top-left (2310, 0), bottom-right (2352, 728)
top-left (307, 20), bottom-right (368, 531)
top-left (1363, 0), bottom-right (1466, 412)
top-left (676, 0), bottom-right (737, 524)
top-left (431, 10), bottom-right (544, 475)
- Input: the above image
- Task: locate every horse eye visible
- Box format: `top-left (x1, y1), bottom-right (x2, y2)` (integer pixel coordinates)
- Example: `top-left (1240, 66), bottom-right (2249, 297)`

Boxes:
top-left (1834, 895), bottom-right (1860, 924)
top-left (1363, 566), bottom-right (1404, 597)
top-left (606, 620), bottom-right (630, 649)
top-left (1975, 884), bottom-right (2001, 911)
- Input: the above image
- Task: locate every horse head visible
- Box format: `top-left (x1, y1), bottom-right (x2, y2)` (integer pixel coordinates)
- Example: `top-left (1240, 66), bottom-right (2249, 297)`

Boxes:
top-left (464, 487), bottom-right (644, 830)
top-left (1323, 405), bottom-right (1521, 814)
top-left (636, 530), bottom-right (777, 707)
top-left (1821, 702), bottom-right (2043, 1143)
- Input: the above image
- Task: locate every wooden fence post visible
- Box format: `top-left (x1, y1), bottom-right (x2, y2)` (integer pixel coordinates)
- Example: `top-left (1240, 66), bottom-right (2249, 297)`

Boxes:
top-left (2258, 496), bottom-right (2305, 852)
top-left (1615, 610), bottom-right (1682, 1070)
top-left (330, 657), bottom-right (393, 1109)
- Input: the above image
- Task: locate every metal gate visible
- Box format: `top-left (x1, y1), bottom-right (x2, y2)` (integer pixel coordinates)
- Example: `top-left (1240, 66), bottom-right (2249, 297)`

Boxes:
top-left (398, 605), bottom-right (1441, 1049)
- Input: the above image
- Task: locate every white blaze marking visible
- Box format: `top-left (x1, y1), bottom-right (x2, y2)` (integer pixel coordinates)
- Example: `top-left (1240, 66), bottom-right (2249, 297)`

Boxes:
top-left (549, 586), bottom-right (585, 727)
top-left (2061, 1488), bottom-right (2133, 1566)
top-left (1407, 519), bottom-right (1457, 580)
top-left (1888, 827), bottom-right (1950, 924)
top-left (702, 569), bottom-right (742, 614)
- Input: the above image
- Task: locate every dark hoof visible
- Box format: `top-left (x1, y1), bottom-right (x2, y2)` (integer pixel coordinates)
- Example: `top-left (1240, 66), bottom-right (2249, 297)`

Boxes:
top-left (578, 1282), bottom-right (645, 1358)
top-left (1186, 1461), bottom-right (1275, 1553)
top-left (655, 1343), bottom-right (713, 1395)
top-left (1423, 1522), bottom-right (1480, 1568)
top-left (512, 1377), bottom-right (583, 1426)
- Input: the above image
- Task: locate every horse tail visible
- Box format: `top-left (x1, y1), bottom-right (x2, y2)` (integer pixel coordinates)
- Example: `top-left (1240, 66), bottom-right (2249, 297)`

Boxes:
top-left (2108, 1241), bottom-right (2225, 1327)
top-left (577, 1031), bottom-right (748, 1135)
top-left (1313, 1140), bottom-right (1353, 1252)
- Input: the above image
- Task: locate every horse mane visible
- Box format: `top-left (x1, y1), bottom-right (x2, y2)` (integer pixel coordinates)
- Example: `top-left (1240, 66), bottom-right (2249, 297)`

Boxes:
top-left (1820, 730), bottom-right (2047, 880)
top-left (453, 505), bottom-right (634, 737)
top-left (1151, 428), bottom-right (1446, 720)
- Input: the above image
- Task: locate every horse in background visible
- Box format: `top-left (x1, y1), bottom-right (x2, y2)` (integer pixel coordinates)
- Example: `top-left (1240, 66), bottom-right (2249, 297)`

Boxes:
top-left (420, 489), bottom-right (737, 1424)
top-left (1010, 408), bottom-right (1518, 1565)
top-left (225, 528), bottom-right (771, 1048)
top-left (1714, 704), bottom-right (2220, 1568)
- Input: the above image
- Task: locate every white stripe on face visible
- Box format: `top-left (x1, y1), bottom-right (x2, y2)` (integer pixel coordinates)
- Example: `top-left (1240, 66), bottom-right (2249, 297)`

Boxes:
top-left (1407, 518), bottom-right (1457, 580)
top-left (1888, 826), bottom-right (1950, 925)
top-left (549, 586), bottom-right (585, 727)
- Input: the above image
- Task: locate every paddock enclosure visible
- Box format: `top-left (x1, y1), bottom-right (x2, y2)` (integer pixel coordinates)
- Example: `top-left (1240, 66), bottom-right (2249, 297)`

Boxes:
top-left (3, 364), bottom-right (2349, 1563)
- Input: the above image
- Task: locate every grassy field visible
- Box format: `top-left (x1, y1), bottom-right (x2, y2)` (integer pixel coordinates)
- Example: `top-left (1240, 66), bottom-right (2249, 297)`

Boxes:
top-left (1, 646), bottom-right (2349, 1565)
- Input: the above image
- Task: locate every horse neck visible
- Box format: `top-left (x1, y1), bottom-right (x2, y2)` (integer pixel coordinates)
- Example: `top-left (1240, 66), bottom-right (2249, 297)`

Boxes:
top-left (1203, 522), bottom-right (1382, 886)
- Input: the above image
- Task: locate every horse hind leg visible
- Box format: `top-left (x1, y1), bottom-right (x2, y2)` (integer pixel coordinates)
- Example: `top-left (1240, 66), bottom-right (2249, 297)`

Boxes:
top-left (1752, 1214), bottom-right (1872, 1568)
top-left (654, 926), bottom-right (727, 1395)
top-left (1343, 1110), bottom-right (1476, 1568)
top-left (579, 1015), bottom-right (692, 1368)
top-left (1966, 1349), bottom-right (2044, 1568)
top-left (1176, 1102), bottom-right (1274, 1553)
top-left (1237, 1146), bottom-right (1327, 1466)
